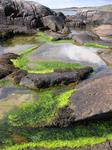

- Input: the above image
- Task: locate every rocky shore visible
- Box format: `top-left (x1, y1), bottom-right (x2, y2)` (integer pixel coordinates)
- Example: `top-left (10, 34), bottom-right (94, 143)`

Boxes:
top-left (0, 0), bottom-right (112, 150)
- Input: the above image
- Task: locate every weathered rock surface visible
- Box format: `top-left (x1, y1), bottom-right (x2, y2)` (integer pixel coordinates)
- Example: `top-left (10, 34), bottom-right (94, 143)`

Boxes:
top-left (98, 50), bottom-right (112, 66)
top-left (70, 31), bottom-right (100, 44)
top-left (0, 53), bottom-right (19, 78)
top-left (93, 25), bottom-right (112, 36)
top-left (0, 0), bottom-right (68, 40)
top-left (20, 67), bottom-right (93, 89)
top-left (67, 10), bottom-right (112, 29)
top-left (69, 72), bottom-right (112, 122)
top-left (40, 69), bottom-right (112, 127)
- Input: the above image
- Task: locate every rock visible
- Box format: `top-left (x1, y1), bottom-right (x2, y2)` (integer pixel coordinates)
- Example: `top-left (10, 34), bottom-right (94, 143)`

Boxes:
top-left (45, 31), bottom-right (69, 41)
top-left (0, 53), bottom-right (19, 79)
top-left (71, 31), bottom-right (100, 44)
top-left (67, 10), bottom-right (112, 29)
top-left (93, 25), bottom-right (112, 36)
top-left (0, 63), bottom-right (17, 79)
top-left (20, 67), bottom-right (93, 89)
top-left (42, 15), bottom-right (67, 33)
top-left (0, 53), bottom-right (19, 60)
top-left (0, 53), bottom-right (19, 64)
top-left (98, 50), bottom-right (112, 66)
top-left (69, 73), bottom-right (112, 122)
top-left (7, 69), bottom-right (28, 84)
top-left (45, 70), bottom-right (112, 127)
top-left (0, 0), bottom-right (67, 40)
top-left (56, 12), bottom-right (66, 21)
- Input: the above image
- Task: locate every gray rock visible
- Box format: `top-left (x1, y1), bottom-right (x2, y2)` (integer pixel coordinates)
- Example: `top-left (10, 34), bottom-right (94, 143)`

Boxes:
top-left (20, 67), bottom-right (93, 89)
top-left (69, 73), bottom-right (112, 122)
top-left (0, 0), bottom-right (67, 40)
top-left (98, 50), bottom-right (112, 66)
top-left (42, 15), bottom-right (66, 32)
top-left (71, 31), bottom-right (100, 44)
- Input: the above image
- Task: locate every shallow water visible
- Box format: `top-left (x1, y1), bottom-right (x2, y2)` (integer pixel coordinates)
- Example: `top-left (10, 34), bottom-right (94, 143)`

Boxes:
top-left (29, 43), bottom-right (107, 71)
top-left (55, 9), bottom-right (76, 16)
top-left (0, 35), bottom-right (107, 72)
top-left (0, 35), bottom-right (38, 55)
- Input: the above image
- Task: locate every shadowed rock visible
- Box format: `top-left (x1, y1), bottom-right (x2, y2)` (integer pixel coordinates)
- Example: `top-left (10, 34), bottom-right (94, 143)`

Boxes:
top-left (0, 0), bottom-right (68, 40)
top-left (20, 67), bottom-right (93, 89)
top-left (0, 53), bottom-right (19, 78)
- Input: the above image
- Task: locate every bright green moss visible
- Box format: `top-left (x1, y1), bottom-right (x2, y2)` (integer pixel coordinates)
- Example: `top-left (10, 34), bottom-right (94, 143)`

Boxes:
top-left (12, 58), bottom-right (83, 74)
top-left (5, 120), bottom-right (112, 150)
top-left (36, 32), bottom-right (54, 42)
top-left (36, 32), bottom-right (74, 44)
top-left (8, 89), bottom-right (75, 128)
top-left (84, 43), bottom-right (109, 49)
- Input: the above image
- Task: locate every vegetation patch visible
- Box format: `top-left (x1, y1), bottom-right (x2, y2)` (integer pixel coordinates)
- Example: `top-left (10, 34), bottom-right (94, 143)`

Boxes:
top-left (12, 57), bottom-right (83, 74)
top-left (11, 32), bottom-right (83, 74)
top-left (36, 32), bottom-right (74, 44)
top-left (0, 79), bottom-right (14, 88)
top-left (4, 120), bottom-right (112, 150)
top-left (84, 43), bottom-right (109, 49)
top-left (8, 89), bottom-right (75, 128)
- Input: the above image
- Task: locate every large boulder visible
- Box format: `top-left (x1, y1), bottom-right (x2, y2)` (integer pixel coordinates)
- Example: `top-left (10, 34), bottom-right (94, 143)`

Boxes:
top-left (42, 15), bottom-right (67, 33)
top-left (0, 0), bottom-right (67, 40)
top-left (69, 72), bottom-right (112, 122)
top-left (51, 70), bottom-right (112, 127)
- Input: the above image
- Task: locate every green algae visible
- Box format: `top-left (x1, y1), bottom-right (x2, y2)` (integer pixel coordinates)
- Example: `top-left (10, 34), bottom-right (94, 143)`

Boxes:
top-left (8, 89), bottom-right (75, 128)
top-left (84, 42), bottom-right (109, 49)
top-left (4, 120), bottom-right (112, 150)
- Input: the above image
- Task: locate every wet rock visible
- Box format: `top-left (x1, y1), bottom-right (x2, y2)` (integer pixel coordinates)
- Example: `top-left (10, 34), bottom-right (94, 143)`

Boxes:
top-left (7, 69), bottom-right (28, 84)
top-left (45, 31), bottom-right (69, 41)
top-left (0, 53), bottom-right (19, 64)
top-left (20, 67), bottom-right (93, 89)
top-left (0, 53), bottom-right (19, 79)
top-left (1, 53), bottom-right (19, 60)
top-left (0, 63), bottom-right (17, 79)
